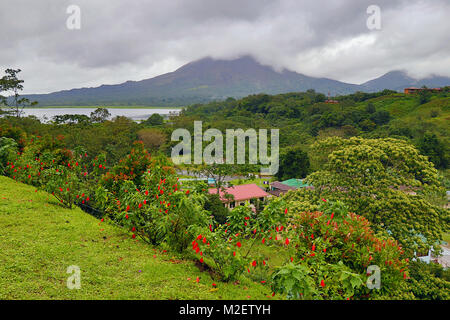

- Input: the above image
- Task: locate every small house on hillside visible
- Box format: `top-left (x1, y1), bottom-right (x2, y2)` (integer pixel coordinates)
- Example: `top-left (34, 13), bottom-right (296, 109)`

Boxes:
top-left (404, 87), bottom-right (442, 94)
top-left (208, 183), bottom-right (269, 210)
top-left (268, 181), bottom-right (296, 197)
top-left (269, 179), bottom-right (313, 197)
top-left (281, 178), bottom-right (312, 189)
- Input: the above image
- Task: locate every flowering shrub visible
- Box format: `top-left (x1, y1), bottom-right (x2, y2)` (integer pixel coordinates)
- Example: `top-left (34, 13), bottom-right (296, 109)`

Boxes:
top-left (269, 200), bottom-right (412, 299)
top-left (188, 203), bottom-right (286, 282)
top-left (190, 225), bottom-right (251, 281)
top-left (3, 135), bottom-right (107, 208)
top-left (0, 137), bottom-right (17, 175)
top-left (100, 141), bottom-right (154, 194)
top-left (101, 155), bottom-right (211, 252)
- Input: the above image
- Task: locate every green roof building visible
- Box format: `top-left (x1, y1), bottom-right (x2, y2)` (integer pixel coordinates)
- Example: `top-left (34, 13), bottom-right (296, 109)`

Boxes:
top-left (281, 178), bottom-right (311, 189)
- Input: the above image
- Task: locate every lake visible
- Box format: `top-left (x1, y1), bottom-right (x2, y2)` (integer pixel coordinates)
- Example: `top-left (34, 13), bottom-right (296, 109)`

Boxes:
top-left (21, 107), bottom-right (181, 122)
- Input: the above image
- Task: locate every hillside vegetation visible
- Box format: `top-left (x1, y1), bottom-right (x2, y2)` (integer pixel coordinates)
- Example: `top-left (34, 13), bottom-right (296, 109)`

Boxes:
top-left (0, 176), bottom-right (268, 299)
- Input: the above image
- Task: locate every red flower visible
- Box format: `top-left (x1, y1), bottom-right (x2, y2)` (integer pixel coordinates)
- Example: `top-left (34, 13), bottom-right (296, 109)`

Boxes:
top-left (322, 198), bottom-right (327, 202)
top-left (312, 244), bottom-right (316, 251)
top-left (285, 238), bottom-right (290, 245)
top-left (236, 242), bottom-right (242, 248)
top-left (320, 280), bottom-right (325, 288)
top-left (132, 234), bottom-right (136, 239)
top-left (131, 227), bottom-right (136, 231)
top-left (200, 258), bottom-right (204, 263)
top-left (284, 208), bottom-right (288, 214)
top-left (252, 260), bottom-right (257, 267)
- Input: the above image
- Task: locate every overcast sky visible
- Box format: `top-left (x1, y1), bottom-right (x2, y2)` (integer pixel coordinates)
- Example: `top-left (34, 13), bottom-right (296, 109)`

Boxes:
top-left (1, 0), bottom-right (449, 94)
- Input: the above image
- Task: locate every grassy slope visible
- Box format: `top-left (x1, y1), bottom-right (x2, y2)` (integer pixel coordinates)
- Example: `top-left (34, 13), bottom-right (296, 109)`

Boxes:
top-left (0, 176), bottom-right (270, 300)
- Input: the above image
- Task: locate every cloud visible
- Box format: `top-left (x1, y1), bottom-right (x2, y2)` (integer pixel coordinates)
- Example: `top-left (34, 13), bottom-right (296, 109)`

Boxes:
top-left (0, 0), bottom-right (449, 93)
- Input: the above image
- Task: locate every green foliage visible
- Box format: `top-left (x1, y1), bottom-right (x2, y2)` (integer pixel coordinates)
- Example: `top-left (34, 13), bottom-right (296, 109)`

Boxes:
top-left (90, 107), bottom-right (111, 123)
top-left (52, 114), bottom-right (91, 125)
top-left (418, 132), bottom-right (448, 169)
top-left (276, 146), bottom-right (310, 180)
top-left (418, 89), bottom-right (432, 104)
top-left (0, 137), bottom-right (17, 174)
top-left (268, 200), bottom-right (412, 299)
top-left (204, 193), bottom-right (229, 225)
top-left (407, 261), bottom-right (450, 300)
top-left (272, 263), bottom-right (317, 299)
top-left (101, 151), bottom-right (211, 251)
top-left (190, 225), bottom-right (251, 282)
top-left (0, 68), bottom-right (38, 117)
top-left (0, 175), bottom-right (269, 299)
top-left (225, 205), bottom-right (254, 235)
top-left (303, 137), bottom-right (448, 254)
top-left (143, 113), bottom-right (164, 126)
top-left (101, 141), bottom-right (156, 193)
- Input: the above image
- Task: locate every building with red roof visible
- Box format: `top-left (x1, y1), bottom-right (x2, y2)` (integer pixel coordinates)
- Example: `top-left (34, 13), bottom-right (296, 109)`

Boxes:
top-left (404, 87), bottom-right (442, 94)
top-left (208, 183), bottom-right (269, 209)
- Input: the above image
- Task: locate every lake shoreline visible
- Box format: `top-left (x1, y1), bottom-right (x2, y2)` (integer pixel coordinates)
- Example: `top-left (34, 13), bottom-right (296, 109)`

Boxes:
top-left (25, 106), bottom-right (184, 109)
top-left (18, 107), bottom-right (181, 122)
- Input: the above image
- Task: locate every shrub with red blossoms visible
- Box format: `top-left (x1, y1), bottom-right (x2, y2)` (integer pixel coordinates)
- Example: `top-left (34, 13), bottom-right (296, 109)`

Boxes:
top-left (270, 200), bottom-right (412, 300)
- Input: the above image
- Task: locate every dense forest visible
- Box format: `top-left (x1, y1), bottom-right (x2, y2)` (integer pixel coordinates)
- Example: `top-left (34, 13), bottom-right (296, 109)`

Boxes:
top-left (4, 86), bottom-right (448, 182)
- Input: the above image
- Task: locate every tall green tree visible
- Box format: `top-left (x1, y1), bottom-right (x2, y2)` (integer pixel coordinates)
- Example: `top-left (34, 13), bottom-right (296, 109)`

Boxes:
top-left (288, 137), bottom-right (448, 254)
top-left (0, 69), bottom-right (37, 117)
top-left (144, 113), bottom-right (164, 126)
top-left (90, 107), bottom-right (111, 123)
top-left (276, 146), bottom-right (310, 180)
top-left (418, 132), bottom-right (448, 169)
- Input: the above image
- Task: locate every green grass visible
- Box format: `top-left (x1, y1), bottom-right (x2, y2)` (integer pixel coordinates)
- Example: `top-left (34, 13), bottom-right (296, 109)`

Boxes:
top-left (0, 176), bottom-right (271, 300)
top-left (228, 177), bottom-right (274, 188)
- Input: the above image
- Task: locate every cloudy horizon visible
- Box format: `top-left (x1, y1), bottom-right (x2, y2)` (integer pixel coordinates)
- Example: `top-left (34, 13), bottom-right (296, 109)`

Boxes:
top-left (1, 0), bottom-right (450, 94)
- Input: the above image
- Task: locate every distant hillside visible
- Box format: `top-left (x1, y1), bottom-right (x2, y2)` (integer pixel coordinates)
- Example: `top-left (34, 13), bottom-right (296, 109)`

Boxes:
top-left (23, 56), bottom-right (450, 106)
top-left (361, 70), bottom-right (450, 92)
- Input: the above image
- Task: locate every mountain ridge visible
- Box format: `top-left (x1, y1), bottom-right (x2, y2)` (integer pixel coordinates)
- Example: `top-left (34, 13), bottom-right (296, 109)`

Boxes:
top-left (23, 56), bottom-right (450, 106)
